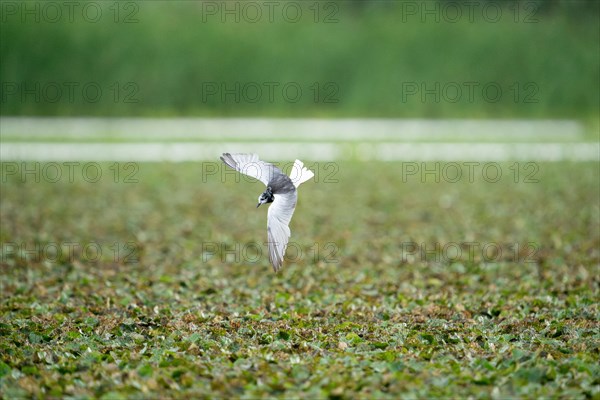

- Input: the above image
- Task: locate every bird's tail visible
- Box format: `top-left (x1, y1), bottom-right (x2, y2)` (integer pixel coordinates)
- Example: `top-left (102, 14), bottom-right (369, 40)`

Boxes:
top-left (290, 159), bottom-right (314, 188)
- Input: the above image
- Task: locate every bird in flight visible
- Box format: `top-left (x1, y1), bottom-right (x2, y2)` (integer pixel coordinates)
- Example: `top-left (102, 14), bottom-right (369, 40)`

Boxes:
top-left (220, 153), bottom-right (314, 272)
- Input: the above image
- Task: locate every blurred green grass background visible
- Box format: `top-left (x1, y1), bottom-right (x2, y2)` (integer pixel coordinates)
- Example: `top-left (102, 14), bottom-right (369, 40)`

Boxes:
top-left (1, 0), bottom-right (598, 119)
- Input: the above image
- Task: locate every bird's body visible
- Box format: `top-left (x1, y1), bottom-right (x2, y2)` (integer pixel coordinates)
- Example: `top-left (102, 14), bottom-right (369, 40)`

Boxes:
top-left (220, 153), bottom-right (314, 272)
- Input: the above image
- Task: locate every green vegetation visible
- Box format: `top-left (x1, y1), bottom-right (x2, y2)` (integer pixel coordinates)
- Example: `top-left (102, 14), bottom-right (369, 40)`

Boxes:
top-left (1, 161), bottom-right (598, 398)
top-left (1, 1), bottom-right (598, 397)
top-left (1, 1), bottom-right (598, 119)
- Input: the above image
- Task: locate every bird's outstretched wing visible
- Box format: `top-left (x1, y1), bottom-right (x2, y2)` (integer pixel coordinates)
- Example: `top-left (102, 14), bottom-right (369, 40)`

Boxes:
top-left (267, 192), bottom-right (297, 272)
top-left (220, 153), bottom-right (281, 186)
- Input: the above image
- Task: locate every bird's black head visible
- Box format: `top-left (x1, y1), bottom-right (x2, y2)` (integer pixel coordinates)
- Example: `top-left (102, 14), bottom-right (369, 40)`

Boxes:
top-left (257, 187), bottom-right (274, 208)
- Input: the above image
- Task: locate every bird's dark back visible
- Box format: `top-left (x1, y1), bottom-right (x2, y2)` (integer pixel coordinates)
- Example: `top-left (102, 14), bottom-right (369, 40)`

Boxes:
top-left (269, 173), bottom-right (296, 194)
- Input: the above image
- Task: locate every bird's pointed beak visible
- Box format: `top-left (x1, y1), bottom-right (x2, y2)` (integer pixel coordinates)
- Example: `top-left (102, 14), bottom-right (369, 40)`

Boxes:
top-left (256, 203), bottom-right (261, 208)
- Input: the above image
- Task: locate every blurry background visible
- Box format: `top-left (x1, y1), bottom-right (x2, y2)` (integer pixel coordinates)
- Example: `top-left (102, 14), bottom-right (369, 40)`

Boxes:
top-left (1, 0), bottom-right (598, 161)
top-left (1, 0), bottom-right (598, 121)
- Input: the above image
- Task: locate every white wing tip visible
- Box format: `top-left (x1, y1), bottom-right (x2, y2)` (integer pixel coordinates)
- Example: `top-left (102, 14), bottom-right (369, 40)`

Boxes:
top-left (290, 159), bottom-right (314, 188)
